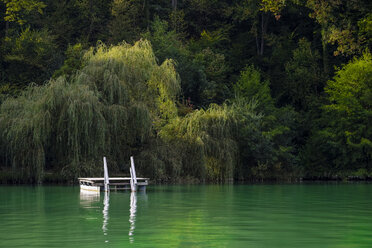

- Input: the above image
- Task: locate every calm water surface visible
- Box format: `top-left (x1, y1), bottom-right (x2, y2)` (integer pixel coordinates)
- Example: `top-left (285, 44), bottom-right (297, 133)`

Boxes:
top-left (1, 184), bottom-right (372, 247)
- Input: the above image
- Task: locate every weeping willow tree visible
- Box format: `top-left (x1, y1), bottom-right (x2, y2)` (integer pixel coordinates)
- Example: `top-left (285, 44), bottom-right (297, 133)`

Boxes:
top-left (159, 99), bottom-right (263, 181)
top-left (0, 40), bottom-right (180, 183)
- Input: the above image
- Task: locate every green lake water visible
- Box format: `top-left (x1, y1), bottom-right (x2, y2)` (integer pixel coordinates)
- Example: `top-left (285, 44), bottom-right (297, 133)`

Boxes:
top-left (1, 184), bottom-right (372, 247)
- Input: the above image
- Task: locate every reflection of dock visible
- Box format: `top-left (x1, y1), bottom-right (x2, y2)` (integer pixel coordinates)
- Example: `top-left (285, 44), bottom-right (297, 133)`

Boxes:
top-left (79, 156), bottom-right (149, 192)
top-left (129, 192), bottom-right (137, 243)
top-left (79, 185), bottom-right (146, 244)
top-left (102, 192), bottom-right (109, 238)
top-left (79, 191), bottom-right (100, 208)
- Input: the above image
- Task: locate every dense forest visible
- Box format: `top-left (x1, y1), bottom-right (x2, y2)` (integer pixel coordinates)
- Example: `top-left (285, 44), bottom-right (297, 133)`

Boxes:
top-left (0, 0), bottom-right (371, 183)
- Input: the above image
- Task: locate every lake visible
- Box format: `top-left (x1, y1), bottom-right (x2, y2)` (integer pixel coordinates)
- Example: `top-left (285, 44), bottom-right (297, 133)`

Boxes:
top-left (0, 184), bottom-right (372, 247)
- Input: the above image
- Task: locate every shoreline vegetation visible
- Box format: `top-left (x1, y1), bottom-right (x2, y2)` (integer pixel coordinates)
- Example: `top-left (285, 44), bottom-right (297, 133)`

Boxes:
top-left (0, 1), bottom-right (371, 184)
top-left (1, 166), bottom-right (372, 185)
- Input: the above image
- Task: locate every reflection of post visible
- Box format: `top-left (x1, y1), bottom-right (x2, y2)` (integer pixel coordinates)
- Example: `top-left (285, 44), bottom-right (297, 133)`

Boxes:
top-left (129, 192), bottom-right (137, 243)
top-left (102, 191), bottom-right (110, 241)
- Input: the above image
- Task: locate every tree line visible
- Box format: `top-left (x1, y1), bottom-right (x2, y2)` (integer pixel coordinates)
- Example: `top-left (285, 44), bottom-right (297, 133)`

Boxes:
top-left (0, 0), bottom-right (371, 183)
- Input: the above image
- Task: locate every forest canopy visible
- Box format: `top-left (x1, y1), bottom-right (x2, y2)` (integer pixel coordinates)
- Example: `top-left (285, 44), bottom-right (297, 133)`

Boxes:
top-left (0, 0), bottom-right (371, 183)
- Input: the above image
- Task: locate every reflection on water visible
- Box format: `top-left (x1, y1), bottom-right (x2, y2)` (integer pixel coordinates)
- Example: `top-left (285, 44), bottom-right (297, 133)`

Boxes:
top-left (4, 185), bottom-right (372, 248)
top-left (79, 189), bottom-right (147, 244)
top-left (79, 191), bottom-right (100, 208)
top-left (102, 192), bottom-right (109, 240)
top-left (129, 192), bottom-right (137, 243)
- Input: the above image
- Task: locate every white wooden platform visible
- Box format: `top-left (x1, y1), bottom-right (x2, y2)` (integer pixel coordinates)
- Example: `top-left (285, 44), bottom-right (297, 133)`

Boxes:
top-left (79, 177), bottom-right (149, 192)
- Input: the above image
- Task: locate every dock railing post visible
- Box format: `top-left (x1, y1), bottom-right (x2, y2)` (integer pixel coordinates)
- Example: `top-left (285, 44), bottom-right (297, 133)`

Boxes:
top-left (130, 156), bottom-right (137, 192)
top-left (103, 157), bottom-right (110, 192)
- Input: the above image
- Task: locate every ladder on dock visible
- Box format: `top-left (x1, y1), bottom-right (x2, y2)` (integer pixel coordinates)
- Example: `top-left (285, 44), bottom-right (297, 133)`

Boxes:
top-left (78, 156), bottom-right (149, 192)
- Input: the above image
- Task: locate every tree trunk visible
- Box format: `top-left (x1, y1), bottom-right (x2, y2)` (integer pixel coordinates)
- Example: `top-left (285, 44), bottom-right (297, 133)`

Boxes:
top-left (5, 21), bottom-right (9, 37)
top-left (260, 13), bottom-right (269, 56)
top-left (144, 0), bottom-right (150, 29)
top-left (86, 0), bottom-right (94, 42)
top-left (321, 28), bottom-right (329, 75)
top-left (254, 13), bottom-right (269, 56)
top-left (256, 34), bottom-right (260, 55)
top-left (172, 0), bottom-right (177, 10)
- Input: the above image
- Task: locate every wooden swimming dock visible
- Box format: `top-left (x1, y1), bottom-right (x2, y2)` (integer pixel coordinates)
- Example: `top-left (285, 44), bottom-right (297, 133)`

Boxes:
top-left (78, 177), bottom-right (149, 192)
top-left (78, 156), bottom-right (149, 192)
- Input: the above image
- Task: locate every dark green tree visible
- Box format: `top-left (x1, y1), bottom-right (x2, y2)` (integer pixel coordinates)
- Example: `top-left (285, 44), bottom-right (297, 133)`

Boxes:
top-left (1, 27), bottom-right (59, 87)
top-left (303, 51), bottom-right (372, 177)
top-left (284, 38), bottom-right (324, 111)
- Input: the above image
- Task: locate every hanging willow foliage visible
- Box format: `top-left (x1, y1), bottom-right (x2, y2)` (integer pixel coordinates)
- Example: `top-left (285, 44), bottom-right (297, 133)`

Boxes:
top-left (0, 40), bottom-right (180, 182)
top-left (160, 100), bottom-right (262, 181)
